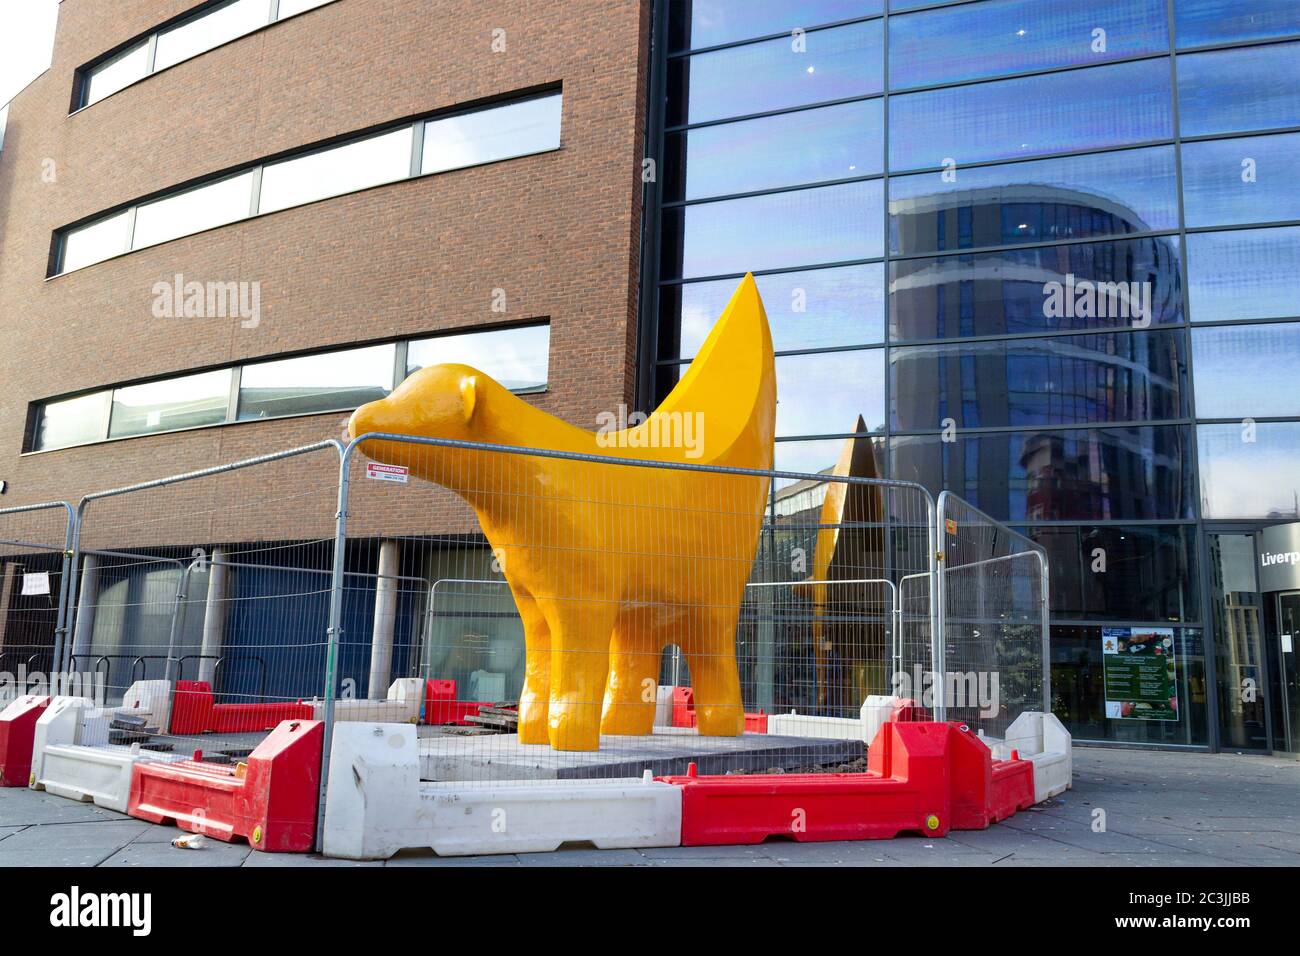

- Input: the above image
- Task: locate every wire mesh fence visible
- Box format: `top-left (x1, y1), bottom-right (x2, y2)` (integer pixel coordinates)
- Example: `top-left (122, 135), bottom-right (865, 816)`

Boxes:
top-left (0, 501), bottom-right (76, 706)
top-left (936, 491), bottom-right (1050, 743)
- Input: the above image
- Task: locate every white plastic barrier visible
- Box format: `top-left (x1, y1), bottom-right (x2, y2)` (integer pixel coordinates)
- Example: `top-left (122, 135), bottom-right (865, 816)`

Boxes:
top-left (1002, 711), bottom-right (1073, 804)
top-left (307, 678), bottom-right (424, 724)
top-left (30, 696), bottom-right (178, 813)
top-left (116, 680), bottom-right (172, 733)
top-left (322, 723), bottom-right (683, 860)
top-left (860, 695), bottom-right (902, 745)
top-left (653, 686), bottom-right (675, 728)
top-left (766, 712), bottom-right (866, 740)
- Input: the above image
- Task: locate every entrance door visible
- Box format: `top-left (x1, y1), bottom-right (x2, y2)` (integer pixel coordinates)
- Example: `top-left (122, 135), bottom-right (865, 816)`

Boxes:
top-left (1275, 591), bottom-right (1300, 753)
top-left (1208, 533), bottom-right (1271, 750)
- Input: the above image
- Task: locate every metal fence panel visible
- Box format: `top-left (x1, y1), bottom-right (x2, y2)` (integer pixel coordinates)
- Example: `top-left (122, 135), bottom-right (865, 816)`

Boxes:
top-left (0, 501), bottom-right (76, 703)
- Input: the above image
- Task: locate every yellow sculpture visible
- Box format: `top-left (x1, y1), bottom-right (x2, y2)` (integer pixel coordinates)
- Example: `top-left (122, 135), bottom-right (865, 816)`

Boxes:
top-left (348, 275), bottom-right (776, 751)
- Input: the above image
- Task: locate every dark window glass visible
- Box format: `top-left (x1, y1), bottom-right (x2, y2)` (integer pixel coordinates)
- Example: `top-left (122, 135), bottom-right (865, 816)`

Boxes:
top-left (1206, 532), bottom-right (1269, 750)
top-left (1182, 132), bottom-right (1300, 228)
top-left (1175, 0), bottom-right (1300, 47)
top-left (776, 349), bottom-right (886, 437)
top-left (1021, 524), bottom-right (1199, 623)
top-left (1187, 226), bottom-right (1300, 323)
top-left (1197, 422), bottom-right (1300, 519)
top-left (889, 146), bottom-right (1179, 256)
top-left (662, 180), bottom-right (883, 279)
top-left (1050, 624), bottom-right (1208, 745)
top-left (890, 425), bottom-right (1194, 521)
top-left (1178, 41), bottom-right (1300, 138)
top-left (892, 330), bottom-right (1188, 430)
top-left (889, 58), bottom-right (1172, 171)
top-left (773, 434), bottom-right (886, 490)
top-left (664, 99), bottom-right (882, 201)
top-left (891, 235), bottom-right (1183, 340)
top-left (669, 0), bottom-right (881, 51)
top-left (890, 0), bottom-right (1168, 89)
top-left (1192, 323), bottom-right (1300, 419)
top-left (238, 344), bottom-right (396, 421)
top-left (661, 264), bottom-right (884, 359)
top-left (667, 21), bottom-right (883, 126)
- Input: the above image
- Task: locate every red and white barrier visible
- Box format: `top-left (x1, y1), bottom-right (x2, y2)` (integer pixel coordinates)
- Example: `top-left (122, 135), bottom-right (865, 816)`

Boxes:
top-left (0, 694), bottom-right (49, 787)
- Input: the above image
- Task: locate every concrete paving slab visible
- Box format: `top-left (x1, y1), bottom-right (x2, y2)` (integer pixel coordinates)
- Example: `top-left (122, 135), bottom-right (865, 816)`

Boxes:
top-left (0, 820), bottom-right (150, 852)
top-left (97, 841), bottom-right (253, 867)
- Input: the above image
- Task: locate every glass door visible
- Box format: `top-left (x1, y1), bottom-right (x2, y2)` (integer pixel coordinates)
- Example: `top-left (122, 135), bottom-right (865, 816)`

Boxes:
top-left (1208, 533), bottom-right (1271, 751)
top-left (1275, 591), bottom-right (1300, 753)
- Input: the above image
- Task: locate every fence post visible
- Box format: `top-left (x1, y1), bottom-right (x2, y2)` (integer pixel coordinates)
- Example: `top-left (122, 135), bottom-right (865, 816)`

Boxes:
top-left (317, 440), bottom-right (355, 851)
top-left (1039, 549), bottom-right (1051, 713)
top-left (52, 503), bottom-right (77, 694)
top-left (932, 492), bottom-right (947, 721)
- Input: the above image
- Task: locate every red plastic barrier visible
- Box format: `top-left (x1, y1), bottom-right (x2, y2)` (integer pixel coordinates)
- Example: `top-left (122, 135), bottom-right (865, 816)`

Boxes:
top-left (128, 719), bottom-right (323, 852)
top-left (210, 701), bottom-right (313, 734)
top-left (662, 721), bottom-right (1037, 846)
top-left (422, 679), bottom-right (488, 726)
top-left (170, 680), bottom-right (214, 735)
top-left (670, 686), bottom-right (766, 732)
top-left (0, 695), bottom-right (49, 787)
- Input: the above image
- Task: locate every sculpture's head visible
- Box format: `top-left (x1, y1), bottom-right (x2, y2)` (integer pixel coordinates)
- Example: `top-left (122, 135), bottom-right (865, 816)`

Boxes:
top-left (348, 363), bottom-right (486, 446)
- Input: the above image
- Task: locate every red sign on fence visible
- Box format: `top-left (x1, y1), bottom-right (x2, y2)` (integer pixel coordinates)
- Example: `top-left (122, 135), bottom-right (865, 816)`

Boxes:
top-left (366, 463), bottom-right (409, 483)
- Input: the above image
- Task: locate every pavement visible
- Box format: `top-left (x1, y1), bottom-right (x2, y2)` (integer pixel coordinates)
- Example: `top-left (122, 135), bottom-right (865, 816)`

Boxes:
top-left (0, 745), bottom-right (1296, 867)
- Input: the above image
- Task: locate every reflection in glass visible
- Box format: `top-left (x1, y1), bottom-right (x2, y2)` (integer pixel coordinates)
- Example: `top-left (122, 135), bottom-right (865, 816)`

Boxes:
top-left (259, 127), bottom-right (414, 215)
top-left (109, 370), bottom-right (234, 438)
top-left (666, 180), bottom-right (882, 278)
top-left (772, 435), bottom-right (886, 490)
top-left (890, 0), bottom-right (1167, 89)
top-left (888, 146), bottom-right (1179, 256)
top-left (669, 0), bottom-right (880, 50)
top-left (60, 211), bottom-right (133, 273)
top-left (1023, 524), bottom-right (1197, 623)
top-left (889, 59), bottom-right (1172, 171)
top-left (131, 172), bottom-right (256, 249)
top-left (1197, 422), bottom-right (1300, 519)
top-left (1175, 0), bottom-right (1300, 47)
top-left (1207, 532), bottom-right (1268, 749)
top-left (667, 21), bottom-right (882, 125)
top-left (1188, 227), bottom-right (1300, 322)
top-left (665, 99), bottom-right (882, 201)
top-left (891, 330), bottom-right (1187, 430)
top-left (36, 392), bottom-right (111, 451)
top-left (238, 344), bottom-right (396, 420)
top-left (1182, 132), bottom-right (1300, 228)
top-left (421, 94), bottom-right (562, 175)
top-left (891, 235), bottom-right (1183, 340)
top-left (890, 425), bottom-right (1193, 521)
top-left (154, 0), bottom-right (273, 72)
top-left (82, 42), bottom-right (151, 107)
top-left (1178, 41), bottom-right (1300, 137)
top-left (662, 264), bottom-right (884, 359)
top-left (775, 349), bottom-right (885, 437)
top-left (1192, 323), bottom-right (1300, 419)
top-left (406, 324), bottom-right (550, 391)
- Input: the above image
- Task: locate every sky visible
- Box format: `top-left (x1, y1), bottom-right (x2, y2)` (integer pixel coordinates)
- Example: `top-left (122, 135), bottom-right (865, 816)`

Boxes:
top-left (0, 0), bottom-right (59, 107)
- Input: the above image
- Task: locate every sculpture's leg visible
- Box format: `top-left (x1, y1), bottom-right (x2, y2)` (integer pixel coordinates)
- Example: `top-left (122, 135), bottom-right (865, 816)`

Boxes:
top-left (544, 598), bottom-right (616, 751)
top-left (515, 591), bottom-right (551, 745)
top-left (600, 612), bottom-right (660, 736)
top-left (684, 606), bottom-right (745, 737)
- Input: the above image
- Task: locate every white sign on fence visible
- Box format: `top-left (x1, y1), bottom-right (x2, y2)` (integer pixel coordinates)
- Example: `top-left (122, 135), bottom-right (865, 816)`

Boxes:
top-left (366, 463), bottom-right (409, 484)
top-left (22, 572), bottom-right (51, 596)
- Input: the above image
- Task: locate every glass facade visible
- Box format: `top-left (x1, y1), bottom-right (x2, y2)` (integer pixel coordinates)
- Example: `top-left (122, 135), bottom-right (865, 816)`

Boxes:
top-left (646, 0), bottom-right (1300, 749)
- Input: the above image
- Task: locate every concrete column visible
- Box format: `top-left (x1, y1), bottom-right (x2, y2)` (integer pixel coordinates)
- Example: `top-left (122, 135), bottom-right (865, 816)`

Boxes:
top-left (197, 547), bottom-right (229, 686)
top-left (70, 554), bottom-right (100, 668)
top-left (368, 540), bottom-right (401, 699)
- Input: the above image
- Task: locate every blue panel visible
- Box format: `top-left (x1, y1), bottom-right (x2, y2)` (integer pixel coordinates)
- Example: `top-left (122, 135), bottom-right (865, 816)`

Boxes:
top-left (1192, 323), bottom-right (1300, 418)
top-left (1187, 226), bottom-right (1300, 322)
top-left (1197, 422), bottom-right (1300, 518)
top-left (670, 0), bottom-right (881, 50)
top-left (1178, 41), bottom-right (1300, 137)
top-left (1175, 0), bottom-right (1300, 47)
top-left (1182, 131), bottom-right (1300, 228)
top-left (775, 348), bottom-right (887, 436)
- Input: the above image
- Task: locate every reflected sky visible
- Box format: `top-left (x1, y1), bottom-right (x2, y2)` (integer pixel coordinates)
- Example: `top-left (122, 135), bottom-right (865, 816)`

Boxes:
top-left (1188, 226), bottom-right (1300, 322)
top-left (1197, 422), bottom-right (1300, 519)
top-left (670, 0), bottom-right (881, 50)
top-left (1177, 41), bottom-right (1300, 137)
top-left (1191, 323), bottom-right (1300, 419)
top-left (1182, 132), bottom-right (1300, 228)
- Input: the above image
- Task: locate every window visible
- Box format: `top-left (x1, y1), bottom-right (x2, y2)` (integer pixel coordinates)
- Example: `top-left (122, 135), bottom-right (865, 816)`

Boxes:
top-left (1175, 0), bottom-right (1300, 48)
top-left (259, 127), bottom-right (414, 215)
top-left (669, 0), bottom-right (880, 50)
top-left (664, 99), bottom-right (882, 202)
top-left (1187, 226), bottom-right (1300, 323)
top-left (1182, 132), bottom-right (1300, 228)
top-left (153, 0), bottom-right (273, 72)
top-left (132, 171), bottom-right (256, 249)
top-left (1177, 41), bottom-right (1300, 138)
top-left (109, 370), bottom-right (233, 438)
top-left (76, 0), bottom-right (341, 109)
top-left (35, 392), bottom-right (111, 451)
top-left (237, 344), bottom-right (397, 421)
top-left (891, 330), bottom-right (1188, 430)
top-left (53, 91), bottom-right (562, 274)
top-left (891, 235), bottom-right (1184, 340)
top-left (890, 0), bottom-right (1168, 90)
top-left (889, 58), bottom-right (1172, 171)
top-left (421, 94), bottom-right (562, 175)
top-left (406, 325), bottom-right (550, 391)
top-left (663, 179), bottom-right (883, 279)
top-left (1197, 422), bottom-right (1300, 519)
top-left (667, 20), bottom-right (883, 126)
top-left (888, 146), bottom-right (1179, 256)
top-left (662, 264), bottom-right (884, 359)
top-left (1191, 323), bottom-right (1300, 419)
top-left (775, 348), bottom-right (886, 437)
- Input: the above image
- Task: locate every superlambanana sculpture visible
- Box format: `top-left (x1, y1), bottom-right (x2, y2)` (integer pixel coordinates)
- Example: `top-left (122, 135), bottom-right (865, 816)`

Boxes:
top-left (348, 275), bottom-right (776, 751)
